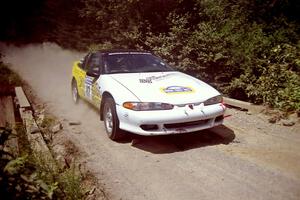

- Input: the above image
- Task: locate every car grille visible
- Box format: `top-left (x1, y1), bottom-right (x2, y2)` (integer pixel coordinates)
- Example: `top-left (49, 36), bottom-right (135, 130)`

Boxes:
top-left (215, 115), bottom-right (224, 122)
top-left (164, 119), bottom-right (209, 129)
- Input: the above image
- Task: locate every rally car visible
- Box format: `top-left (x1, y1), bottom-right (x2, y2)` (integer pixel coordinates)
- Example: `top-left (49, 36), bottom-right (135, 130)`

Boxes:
top-left (71, 50), bottom-right (226, 140)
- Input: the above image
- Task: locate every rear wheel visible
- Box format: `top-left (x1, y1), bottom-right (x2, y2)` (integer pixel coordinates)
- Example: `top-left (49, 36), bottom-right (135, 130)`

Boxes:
top-left (71, 79), bottom-right (79, 104)
top-left (103, 97), bottom-right (122, 140)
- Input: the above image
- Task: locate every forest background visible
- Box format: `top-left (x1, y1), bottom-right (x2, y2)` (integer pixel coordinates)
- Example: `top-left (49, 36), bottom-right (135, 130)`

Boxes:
top-left (0, 0), bottom-right (299, 112)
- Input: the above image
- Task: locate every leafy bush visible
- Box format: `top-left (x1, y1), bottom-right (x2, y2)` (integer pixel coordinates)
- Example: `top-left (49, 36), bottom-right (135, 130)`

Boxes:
top-left (1, 0), bottom-right (299, 112)
top-left (1, 125), bottom-right (85, 199)
top-left (228, 44), bottom-right (300, 112)
top-left (144, 0), bottom-right (300, 112)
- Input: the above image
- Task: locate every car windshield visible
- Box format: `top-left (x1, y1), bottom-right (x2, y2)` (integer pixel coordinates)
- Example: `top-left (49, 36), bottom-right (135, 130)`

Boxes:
top-left (103, 53), bottom-right (175, 74)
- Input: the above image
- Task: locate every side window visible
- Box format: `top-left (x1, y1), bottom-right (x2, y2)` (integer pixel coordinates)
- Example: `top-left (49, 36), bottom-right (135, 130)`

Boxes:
top-left (80, 53), bottom-right (91, 70)
top-left (86, 53), bottom-right (102, 75)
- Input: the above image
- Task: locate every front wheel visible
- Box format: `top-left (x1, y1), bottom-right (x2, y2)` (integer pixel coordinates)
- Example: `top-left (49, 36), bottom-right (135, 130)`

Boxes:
top-left (103, 97), bottom-right (122, 140)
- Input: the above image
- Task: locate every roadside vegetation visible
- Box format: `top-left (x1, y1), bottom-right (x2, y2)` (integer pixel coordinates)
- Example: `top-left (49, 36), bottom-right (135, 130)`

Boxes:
top-left (0, 59), bottom-right (85, 199)
top-left (1, 0), bottom-right (299, 112)
top-left (1, 126), bottom-right (84, 199)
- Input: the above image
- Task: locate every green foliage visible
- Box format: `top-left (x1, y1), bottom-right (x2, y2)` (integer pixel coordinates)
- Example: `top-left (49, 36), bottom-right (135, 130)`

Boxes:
top-left (145, 0), bottom-right (300, 112)
top-left (0, 57), bottom-right (85, 199)
top-left (41, 116), bottom-right (55, 129)
top-left (0, 124), bottom-right (84, 199)
top-left (228, 44), bottom-right (300, 111)
top-left (1, 0), bottom-right (299, 111)
top-left (59, 164), bottom-right (84, 200)
top-left (88, 41), bottom-right (116, 52)
top-left (4, 155), bottom-right (27, 175)
top-left (31, 153), bottom-right (84, 200)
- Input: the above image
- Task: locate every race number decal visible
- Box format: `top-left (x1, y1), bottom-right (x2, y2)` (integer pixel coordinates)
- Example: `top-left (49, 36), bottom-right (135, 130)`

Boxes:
top-left (85, 76), bottom-right (94, 99)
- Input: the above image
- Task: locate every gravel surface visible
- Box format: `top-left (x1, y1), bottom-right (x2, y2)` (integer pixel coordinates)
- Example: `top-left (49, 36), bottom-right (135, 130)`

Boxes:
top-left (2, 43), bottom-right (300, 200)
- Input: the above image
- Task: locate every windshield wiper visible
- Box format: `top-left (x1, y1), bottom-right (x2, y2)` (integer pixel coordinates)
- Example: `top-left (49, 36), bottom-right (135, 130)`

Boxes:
top-left (142, 69), bottom-right (164, 72)
top-left (143, 69), bottom-right (175, 73)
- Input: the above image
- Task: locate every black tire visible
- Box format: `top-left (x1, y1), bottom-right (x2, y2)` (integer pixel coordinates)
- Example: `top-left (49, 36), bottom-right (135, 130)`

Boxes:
top-left (71, 79), bottom-right (79, 104)
top-left (103, 97), bottom-right (122, 141)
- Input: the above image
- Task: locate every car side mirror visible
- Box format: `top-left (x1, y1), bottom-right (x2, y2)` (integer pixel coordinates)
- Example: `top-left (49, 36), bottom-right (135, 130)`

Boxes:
top-left (78, 58), bottom-right (84, 68)
top-left (86, 70), bottom-right (99, 78)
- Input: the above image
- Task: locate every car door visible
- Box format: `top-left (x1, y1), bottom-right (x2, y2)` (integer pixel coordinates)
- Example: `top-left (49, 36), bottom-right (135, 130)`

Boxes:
top-left (73, 53), bottom-right (91, 97)
top-left (84, 53), bottom-right (102, 107)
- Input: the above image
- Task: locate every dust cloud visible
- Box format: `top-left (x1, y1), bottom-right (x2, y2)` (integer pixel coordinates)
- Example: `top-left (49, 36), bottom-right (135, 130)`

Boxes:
top-left (0, 43), bottom-right (94, 122)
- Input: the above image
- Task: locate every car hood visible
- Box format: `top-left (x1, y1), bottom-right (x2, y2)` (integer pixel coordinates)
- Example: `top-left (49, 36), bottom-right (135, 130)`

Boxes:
top-left (109, 72), bottom-right (220, 104)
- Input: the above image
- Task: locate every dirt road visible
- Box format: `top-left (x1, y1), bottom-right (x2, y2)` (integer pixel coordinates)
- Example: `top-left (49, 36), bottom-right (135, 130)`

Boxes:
top-left (2, 43), bottom-right (300, 200)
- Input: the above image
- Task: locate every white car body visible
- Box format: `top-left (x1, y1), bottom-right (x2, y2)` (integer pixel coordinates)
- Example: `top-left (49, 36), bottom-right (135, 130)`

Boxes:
top-left (72, 51), bottom-right (226, 137)
top-left (97, 71), bottom-right (225, 135)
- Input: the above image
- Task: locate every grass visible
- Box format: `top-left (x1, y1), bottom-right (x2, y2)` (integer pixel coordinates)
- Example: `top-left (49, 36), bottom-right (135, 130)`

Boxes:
top-left (1, 123), bottom-right (85, 199)
top-left (31, 151), bottom-right (84, 199)
top-left (0, 59), bottom-right (85, 199)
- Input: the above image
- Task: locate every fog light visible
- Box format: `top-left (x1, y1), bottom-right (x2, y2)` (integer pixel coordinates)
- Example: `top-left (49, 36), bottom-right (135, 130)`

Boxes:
top-left (215, 115), bottom-right (224, 122)
top-left (140, 124), bottom-right (158, 131)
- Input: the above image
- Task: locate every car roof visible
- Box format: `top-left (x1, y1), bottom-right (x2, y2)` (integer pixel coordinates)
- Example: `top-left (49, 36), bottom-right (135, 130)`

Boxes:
top-left (95, 49), bottom-right (151, 54)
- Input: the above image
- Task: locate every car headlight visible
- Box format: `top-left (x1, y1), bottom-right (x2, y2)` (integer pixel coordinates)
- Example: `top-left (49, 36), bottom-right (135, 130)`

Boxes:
top-left (204, 95), bottom-right (223, 106)
top-left (123, 102), bottom-right (174, 111)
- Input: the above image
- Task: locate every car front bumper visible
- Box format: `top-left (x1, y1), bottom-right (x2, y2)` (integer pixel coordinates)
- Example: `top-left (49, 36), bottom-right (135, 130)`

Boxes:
top-left (116, 103), bottom-right (226, 136)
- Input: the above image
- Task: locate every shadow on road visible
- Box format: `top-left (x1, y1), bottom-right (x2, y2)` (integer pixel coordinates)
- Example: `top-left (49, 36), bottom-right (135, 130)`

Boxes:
top-left (127, 125), bottom-right (235, 154)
